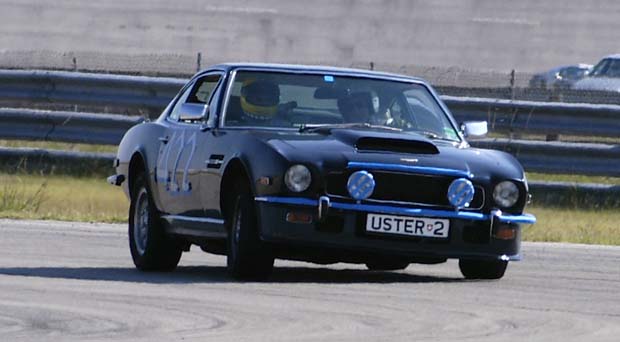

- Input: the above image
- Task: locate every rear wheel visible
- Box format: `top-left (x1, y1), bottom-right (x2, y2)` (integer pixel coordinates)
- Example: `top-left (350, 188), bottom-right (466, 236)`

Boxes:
top-left (226, 191), bottom-right (274, 280)
top-left (458, 259), bottom-right (508, 279)
top-left (129, 174), bottom-right (182, 271)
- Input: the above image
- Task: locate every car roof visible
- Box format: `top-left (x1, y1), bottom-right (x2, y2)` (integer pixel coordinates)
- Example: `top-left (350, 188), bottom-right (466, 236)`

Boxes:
top-left (602, 54), bottom-right (620, 60)
top-left (203, 62), bottom-right (426, 83)
top-left (552, 63), bottom-right (592, 70)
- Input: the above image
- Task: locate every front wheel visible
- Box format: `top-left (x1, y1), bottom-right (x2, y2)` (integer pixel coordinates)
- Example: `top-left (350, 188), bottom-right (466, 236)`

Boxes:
top-left (459, 259), bottom-right (508, 280)
top-left (227, 193), bottom-right (274, 280)
top-left (129, 175), bottom-right (182, 271)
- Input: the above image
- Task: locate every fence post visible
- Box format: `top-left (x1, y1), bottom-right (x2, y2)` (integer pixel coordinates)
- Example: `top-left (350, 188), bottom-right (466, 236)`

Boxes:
top-left (510, 69), bottom-right (515, 101)
top-left (196, 52), bottom-right (202, 72)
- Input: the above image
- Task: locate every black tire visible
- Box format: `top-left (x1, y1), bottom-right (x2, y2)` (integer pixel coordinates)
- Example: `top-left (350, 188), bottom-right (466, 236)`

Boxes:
top-left (226, 192), bottom-right (274, 280)
top-left (458, 259), bottom-right (508, 280)
top-left (129, 174), bottom-right (182, 271)
top-left (365, 260), bottom-right (410, 271)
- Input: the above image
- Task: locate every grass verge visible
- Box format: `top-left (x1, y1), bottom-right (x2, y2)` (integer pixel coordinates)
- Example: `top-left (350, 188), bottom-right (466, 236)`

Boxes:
top-left (526, 172), bottom-right (620, 185)
top-left (0, 172), bottom-right (618, 245)
top-left (523, 207), bottom-right (620, 245)
top-left (0, 173), bottom-right (126, 223)
top-left (0, 139), bottom-right (117, 154)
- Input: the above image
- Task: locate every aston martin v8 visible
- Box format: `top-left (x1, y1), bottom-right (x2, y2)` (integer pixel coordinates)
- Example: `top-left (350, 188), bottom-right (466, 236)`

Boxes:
top-left (108, 63), bottom-right (536, 280)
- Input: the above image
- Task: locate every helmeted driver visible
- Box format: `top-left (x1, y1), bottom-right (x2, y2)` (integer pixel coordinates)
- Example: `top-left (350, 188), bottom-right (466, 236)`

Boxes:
top-left (240, 79), bottom-right (281, 122)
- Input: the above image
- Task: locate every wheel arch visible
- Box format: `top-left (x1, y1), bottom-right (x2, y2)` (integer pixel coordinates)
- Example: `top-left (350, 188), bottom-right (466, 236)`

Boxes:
top-left (220, 157), bottom-right (254, 223)
top-left (128, 150), bottom-right (148, 198)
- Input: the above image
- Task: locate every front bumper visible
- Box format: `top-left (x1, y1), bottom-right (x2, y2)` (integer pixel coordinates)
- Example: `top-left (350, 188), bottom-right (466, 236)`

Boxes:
top-left (255, 196), bottom-right (536, 261)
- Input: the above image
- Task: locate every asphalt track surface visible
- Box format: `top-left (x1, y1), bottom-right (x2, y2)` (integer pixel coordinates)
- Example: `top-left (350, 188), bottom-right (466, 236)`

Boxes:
top-left (0, 219), bottom-right (618, 341)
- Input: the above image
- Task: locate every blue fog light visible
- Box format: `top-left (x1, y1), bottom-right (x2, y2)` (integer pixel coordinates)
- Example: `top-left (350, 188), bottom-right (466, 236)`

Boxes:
top-left (447, 178), bottom-right (475, 209)
top-left (347, 171), bottom-right (375, 200)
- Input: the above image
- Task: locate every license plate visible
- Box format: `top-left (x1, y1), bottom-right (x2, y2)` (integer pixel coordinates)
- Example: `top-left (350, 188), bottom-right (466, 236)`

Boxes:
top-left (365, 213), bottom-right (449, 238)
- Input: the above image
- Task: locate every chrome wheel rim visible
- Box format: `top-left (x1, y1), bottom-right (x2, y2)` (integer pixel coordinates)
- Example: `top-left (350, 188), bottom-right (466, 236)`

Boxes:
top-left (133, 188), bottom-right (149, 255)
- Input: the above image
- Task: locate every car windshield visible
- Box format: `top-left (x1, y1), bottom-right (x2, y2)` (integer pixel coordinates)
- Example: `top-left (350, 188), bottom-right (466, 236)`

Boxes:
top-left (589, 58), bottom-right (620, 78)
top-left (561, 67), bottom-right (589, 79)
top-left (223, 70), bottom-right (460, 141)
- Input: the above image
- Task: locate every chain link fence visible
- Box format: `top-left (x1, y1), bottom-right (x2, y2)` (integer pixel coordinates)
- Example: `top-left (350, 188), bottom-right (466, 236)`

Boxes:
top-left (0, 50), bottom-right (619, 109)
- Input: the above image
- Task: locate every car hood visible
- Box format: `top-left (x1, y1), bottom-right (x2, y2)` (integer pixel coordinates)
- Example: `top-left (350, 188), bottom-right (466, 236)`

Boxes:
top-left (252, 128), bottom-right (524, 182)
top-left (572, 77), bottom-right (620, 92)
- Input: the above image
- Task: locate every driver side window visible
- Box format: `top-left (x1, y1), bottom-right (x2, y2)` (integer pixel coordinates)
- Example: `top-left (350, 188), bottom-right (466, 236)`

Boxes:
top-left (168, 85), bottom-right (194, 122)
top-left (168, 74), bottom-right (222, 122)
top-left (188, 74), bottom-right (222, 104)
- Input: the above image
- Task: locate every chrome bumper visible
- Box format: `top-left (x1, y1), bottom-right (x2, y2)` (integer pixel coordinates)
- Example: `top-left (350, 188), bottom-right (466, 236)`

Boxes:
top-left (107, 174), bottom-right (125, 186)
top-left (254, 196), bottom-right (536, 224)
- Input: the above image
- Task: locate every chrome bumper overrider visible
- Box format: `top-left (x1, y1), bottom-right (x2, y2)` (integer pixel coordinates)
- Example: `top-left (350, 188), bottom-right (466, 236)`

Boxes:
top-left (254, 196), bottom-right (536, 224)
top-left (107, 174), bottom-right (125, 186)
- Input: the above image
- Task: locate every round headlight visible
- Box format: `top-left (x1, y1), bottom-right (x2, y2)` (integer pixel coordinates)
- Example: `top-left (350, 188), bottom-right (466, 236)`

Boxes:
top-left (493, 181), bottom-right (520, 208)
top-left (284, 164), bottom-right (311, 192)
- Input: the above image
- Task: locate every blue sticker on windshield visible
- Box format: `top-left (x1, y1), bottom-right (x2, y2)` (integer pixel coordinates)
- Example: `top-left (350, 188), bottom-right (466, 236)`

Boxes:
top-left (324, 75), bottom-right (334, 82)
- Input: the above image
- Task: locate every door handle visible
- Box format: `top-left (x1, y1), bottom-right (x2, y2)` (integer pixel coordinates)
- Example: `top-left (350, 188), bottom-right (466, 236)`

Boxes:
top-left (158, 136), bottom-right (170, 144)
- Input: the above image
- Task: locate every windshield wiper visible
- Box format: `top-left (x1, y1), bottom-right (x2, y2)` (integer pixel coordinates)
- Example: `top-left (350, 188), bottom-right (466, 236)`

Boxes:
top-left (299, 123), bottom-right (402, 133)
top-left (413, 130), bottom-right (460, 142)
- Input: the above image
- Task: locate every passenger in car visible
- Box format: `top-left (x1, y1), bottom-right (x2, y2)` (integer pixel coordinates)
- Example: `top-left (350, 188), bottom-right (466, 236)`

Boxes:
top-left (338, 91), bottom-right (387, 125)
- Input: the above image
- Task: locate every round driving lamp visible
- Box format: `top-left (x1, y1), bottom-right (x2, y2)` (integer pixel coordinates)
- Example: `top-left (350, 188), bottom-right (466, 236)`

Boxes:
top-left (493, 181), bottom-right (520, 208)
top-left (284, 164), bottom-right (312, 192)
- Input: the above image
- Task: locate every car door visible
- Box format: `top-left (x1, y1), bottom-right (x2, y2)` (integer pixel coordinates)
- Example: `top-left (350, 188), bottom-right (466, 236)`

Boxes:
top-left (155, 72), bottom-right (223, 217)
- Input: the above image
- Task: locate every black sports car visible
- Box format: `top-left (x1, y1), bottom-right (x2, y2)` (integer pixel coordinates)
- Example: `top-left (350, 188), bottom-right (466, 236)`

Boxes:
top-left (108, 63), bottom-right (536, 280)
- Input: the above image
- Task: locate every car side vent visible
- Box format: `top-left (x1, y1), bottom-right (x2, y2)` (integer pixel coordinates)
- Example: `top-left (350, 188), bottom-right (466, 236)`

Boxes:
top-left (355, 137), bottom-right (439, 154)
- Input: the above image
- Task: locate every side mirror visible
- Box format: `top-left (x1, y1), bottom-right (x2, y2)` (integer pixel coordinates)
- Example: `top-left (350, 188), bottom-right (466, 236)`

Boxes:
top-left (462, 121), bottom-right (488, 137)
top-left (179, 103), bottom-right (209, 122)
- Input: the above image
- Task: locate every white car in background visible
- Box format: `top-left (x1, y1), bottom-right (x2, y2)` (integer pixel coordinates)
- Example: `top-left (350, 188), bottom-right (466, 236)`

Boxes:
top-left (528, 64), bottom-right (592, 89)
top-left (572, 54), bottom-right (620, 92)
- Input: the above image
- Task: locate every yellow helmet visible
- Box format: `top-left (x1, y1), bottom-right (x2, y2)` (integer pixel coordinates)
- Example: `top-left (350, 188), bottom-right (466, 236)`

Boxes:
top-left (240, 80), bottom-right (280, 120)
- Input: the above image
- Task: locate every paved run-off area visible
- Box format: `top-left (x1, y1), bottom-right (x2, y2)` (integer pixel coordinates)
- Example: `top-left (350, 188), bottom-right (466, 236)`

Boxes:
top-left (0, 219), bottom-right (618, 341)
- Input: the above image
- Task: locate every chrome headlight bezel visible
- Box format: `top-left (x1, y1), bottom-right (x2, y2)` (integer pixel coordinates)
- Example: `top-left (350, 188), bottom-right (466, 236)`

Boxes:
top-left (284, 164), bottom-right (312, 192)
top-left (493, 181), bottom-right (520, 208)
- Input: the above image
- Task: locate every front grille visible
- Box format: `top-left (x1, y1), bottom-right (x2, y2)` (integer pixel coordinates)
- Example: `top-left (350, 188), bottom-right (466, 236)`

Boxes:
top-left (326, 170), bottom-right (484, 209)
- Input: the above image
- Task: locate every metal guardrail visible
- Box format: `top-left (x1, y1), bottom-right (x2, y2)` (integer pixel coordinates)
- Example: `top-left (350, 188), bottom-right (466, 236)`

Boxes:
top-left (1, 69), bottom-right (620, 138)
top-left (470, 139), bottom-right (620, 177)
top-left (0, 69), bottom-right (617, 208)
top-left (443, 96), bottom-right (620, 138)
top-left (0, 108), bottom-right (143, 145)
top-left (528, 181), bottom-right (620, 207)
top-left (2, 108), bottom-right (619, 177)
top-left (0, 69), bottom-right (184, 111)
top-left (0, 146), bottom-right (617, 207)
top-left (0, 146), bottom-right (114, 176)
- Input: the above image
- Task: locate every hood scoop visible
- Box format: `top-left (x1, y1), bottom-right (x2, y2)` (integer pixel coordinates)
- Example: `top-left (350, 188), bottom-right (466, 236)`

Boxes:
top-left (355, 137), bottom-right (439, 154)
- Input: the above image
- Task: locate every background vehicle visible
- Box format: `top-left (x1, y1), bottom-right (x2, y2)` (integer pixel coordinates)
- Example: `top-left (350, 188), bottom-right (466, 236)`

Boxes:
top-left (528, 64), bottom-right (592, 89)
top-left (109, 63), bottom-right (535, 281)
top-left (572, 54), bottom-right (620, 92)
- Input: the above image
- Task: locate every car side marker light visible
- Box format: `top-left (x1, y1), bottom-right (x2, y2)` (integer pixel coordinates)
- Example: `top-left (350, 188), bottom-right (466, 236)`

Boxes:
top-left (494, 224), bottom-right (517, 240)
top-left (286, 211), bottom-right (313, 224)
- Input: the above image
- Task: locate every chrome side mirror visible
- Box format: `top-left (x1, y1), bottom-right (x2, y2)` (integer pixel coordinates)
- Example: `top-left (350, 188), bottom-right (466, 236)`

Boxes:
top-left (179, 103), bottom-right (209, 122)
top-left (462, 121), bottom-right (488, 137)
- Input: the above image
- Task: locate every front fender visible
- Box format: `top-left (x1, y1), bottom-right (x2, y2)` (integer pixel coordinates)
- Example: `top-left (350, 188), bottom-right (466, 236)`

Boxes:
top-left (115, 122), bottom-right (167, 207)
